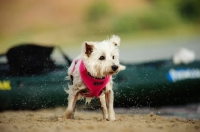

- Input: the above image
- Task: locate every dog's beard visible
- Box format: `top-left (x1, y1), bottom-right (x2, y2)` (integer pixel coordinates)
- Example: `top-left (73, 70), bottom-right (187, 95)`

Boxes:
top-left (87, 65), bottom-right (120, 78)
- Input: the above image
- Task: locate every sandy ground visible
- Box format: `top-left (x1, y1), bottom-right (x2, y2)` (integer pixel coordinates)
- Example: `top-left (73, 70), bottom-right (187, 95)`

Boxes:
top-left (0, 107), bottom-right (200, 132)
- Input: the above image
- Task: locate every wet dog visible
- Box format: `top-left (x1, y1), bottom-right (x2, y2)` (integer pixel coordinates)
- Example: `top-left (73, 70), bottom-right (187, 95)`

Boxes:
top-left (61, 35), bottom-right (125, 121)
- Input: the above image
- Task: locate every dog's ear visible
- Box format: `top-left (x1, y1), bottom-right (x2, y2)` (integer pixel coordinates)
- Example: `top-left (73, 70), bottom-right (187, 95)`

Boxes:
top-left (85, 42), bottom-right (93, 57)
top-left (110, 35), bottom-right (120, 46)
top-left (119, 64), bottom-right (126, 71)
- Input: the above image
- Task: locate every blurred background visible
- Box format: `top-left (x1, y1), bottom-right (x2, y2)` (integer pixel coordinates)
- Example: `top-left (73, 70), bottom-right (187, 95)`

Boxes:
top-left (0, 0), bottom-right (200, 118)
top-left (0, 0), bottom-right (199, 62)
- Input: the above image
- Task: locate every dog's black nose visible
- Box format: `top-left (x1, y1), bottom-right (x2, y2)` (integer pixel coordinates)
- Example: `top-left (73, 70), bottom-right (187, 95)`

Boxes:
top-left (111, 65), bottom-right (118, 71)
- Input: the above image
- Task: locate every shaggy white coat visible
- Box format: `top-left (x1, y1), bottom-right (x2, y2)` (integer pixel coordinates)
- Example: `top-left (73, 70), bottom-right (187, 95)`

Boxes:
top-left (61, 35), bottom-right (125, 121)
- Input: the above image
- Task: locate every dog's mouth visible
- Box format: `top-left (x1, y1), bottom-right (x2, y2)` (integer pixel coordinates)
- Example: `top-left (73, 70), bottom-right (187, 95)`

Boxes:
top-left (109, 70), bottom-right (118, 75)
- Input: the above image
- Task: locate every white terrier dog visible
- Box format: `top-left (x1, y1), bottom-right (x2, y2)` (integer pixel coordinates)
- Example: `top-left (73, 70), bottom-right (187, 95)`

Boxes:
top-left (61, 35), bottom-right (125, 121)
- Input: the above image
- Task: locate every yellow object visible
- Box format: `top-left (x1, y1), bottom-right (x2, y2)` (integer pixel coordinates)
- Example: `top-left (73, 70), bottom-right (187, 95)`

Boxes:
top-left (0, 81), bottom-right (11, 90)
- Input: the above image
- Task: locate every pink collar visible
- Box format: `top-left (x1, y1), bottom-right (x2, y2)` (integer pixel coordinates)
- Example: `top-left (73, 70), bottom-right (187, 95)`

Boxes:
top-left (72, 60), bottom-right (110, 97)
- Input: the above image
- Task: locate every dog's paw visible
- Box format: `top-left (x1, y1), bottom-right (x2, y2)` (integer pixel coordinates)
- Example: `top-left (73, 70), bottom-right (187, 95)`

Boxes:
top-left (108, 117), bottom-right (116, 121)
top-left (58, 112), bottom-right (75, 120)
top-left (58, 116), bottom-right (66, 121)
top-left (108, 114), bottom-right (116, 121)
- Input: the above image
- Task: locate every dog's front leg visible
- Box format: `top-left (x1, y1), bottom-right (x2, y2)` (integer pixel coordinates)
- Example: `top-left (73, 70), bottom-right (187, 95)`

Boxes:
top-left (105, 89), bottom-right (116, 121)
top-left (63, 90), bottom-right (79, 119)
top-left (99, 93), bottom-right (108, 120)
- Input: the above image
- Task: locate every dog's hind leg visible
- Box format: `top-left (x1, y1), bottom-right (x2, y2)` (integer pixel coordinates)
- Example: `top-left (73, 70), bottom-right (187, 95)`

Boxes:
top-left (62, 90), bottom-right (79, 119)
top-left (99, 93), bottom-right (108, 120)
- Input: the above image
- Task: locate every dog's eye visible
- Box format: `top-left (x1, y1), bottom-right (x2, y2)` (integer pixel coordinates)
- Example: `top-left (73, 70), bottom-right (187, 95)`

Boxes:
top-left (112, 56), bottom-right (115, 59)
top-left (99, 56), bottom-right (105, 60)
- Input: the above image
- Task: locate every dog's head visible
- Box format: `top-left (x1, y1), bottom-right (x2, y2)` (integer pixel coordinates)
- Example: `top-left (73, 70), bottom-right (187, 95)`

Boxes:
top-left (82, 35), bottom-right (125, 78)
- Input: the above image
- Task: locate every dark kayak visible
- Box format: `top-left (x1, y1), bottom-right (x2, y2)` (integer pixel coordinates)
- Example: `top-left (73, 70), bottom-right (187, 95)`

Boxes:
top-left (114, 60), bottom-right (200, 107)
top-left (0, 44), bottom-right (200, 110)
